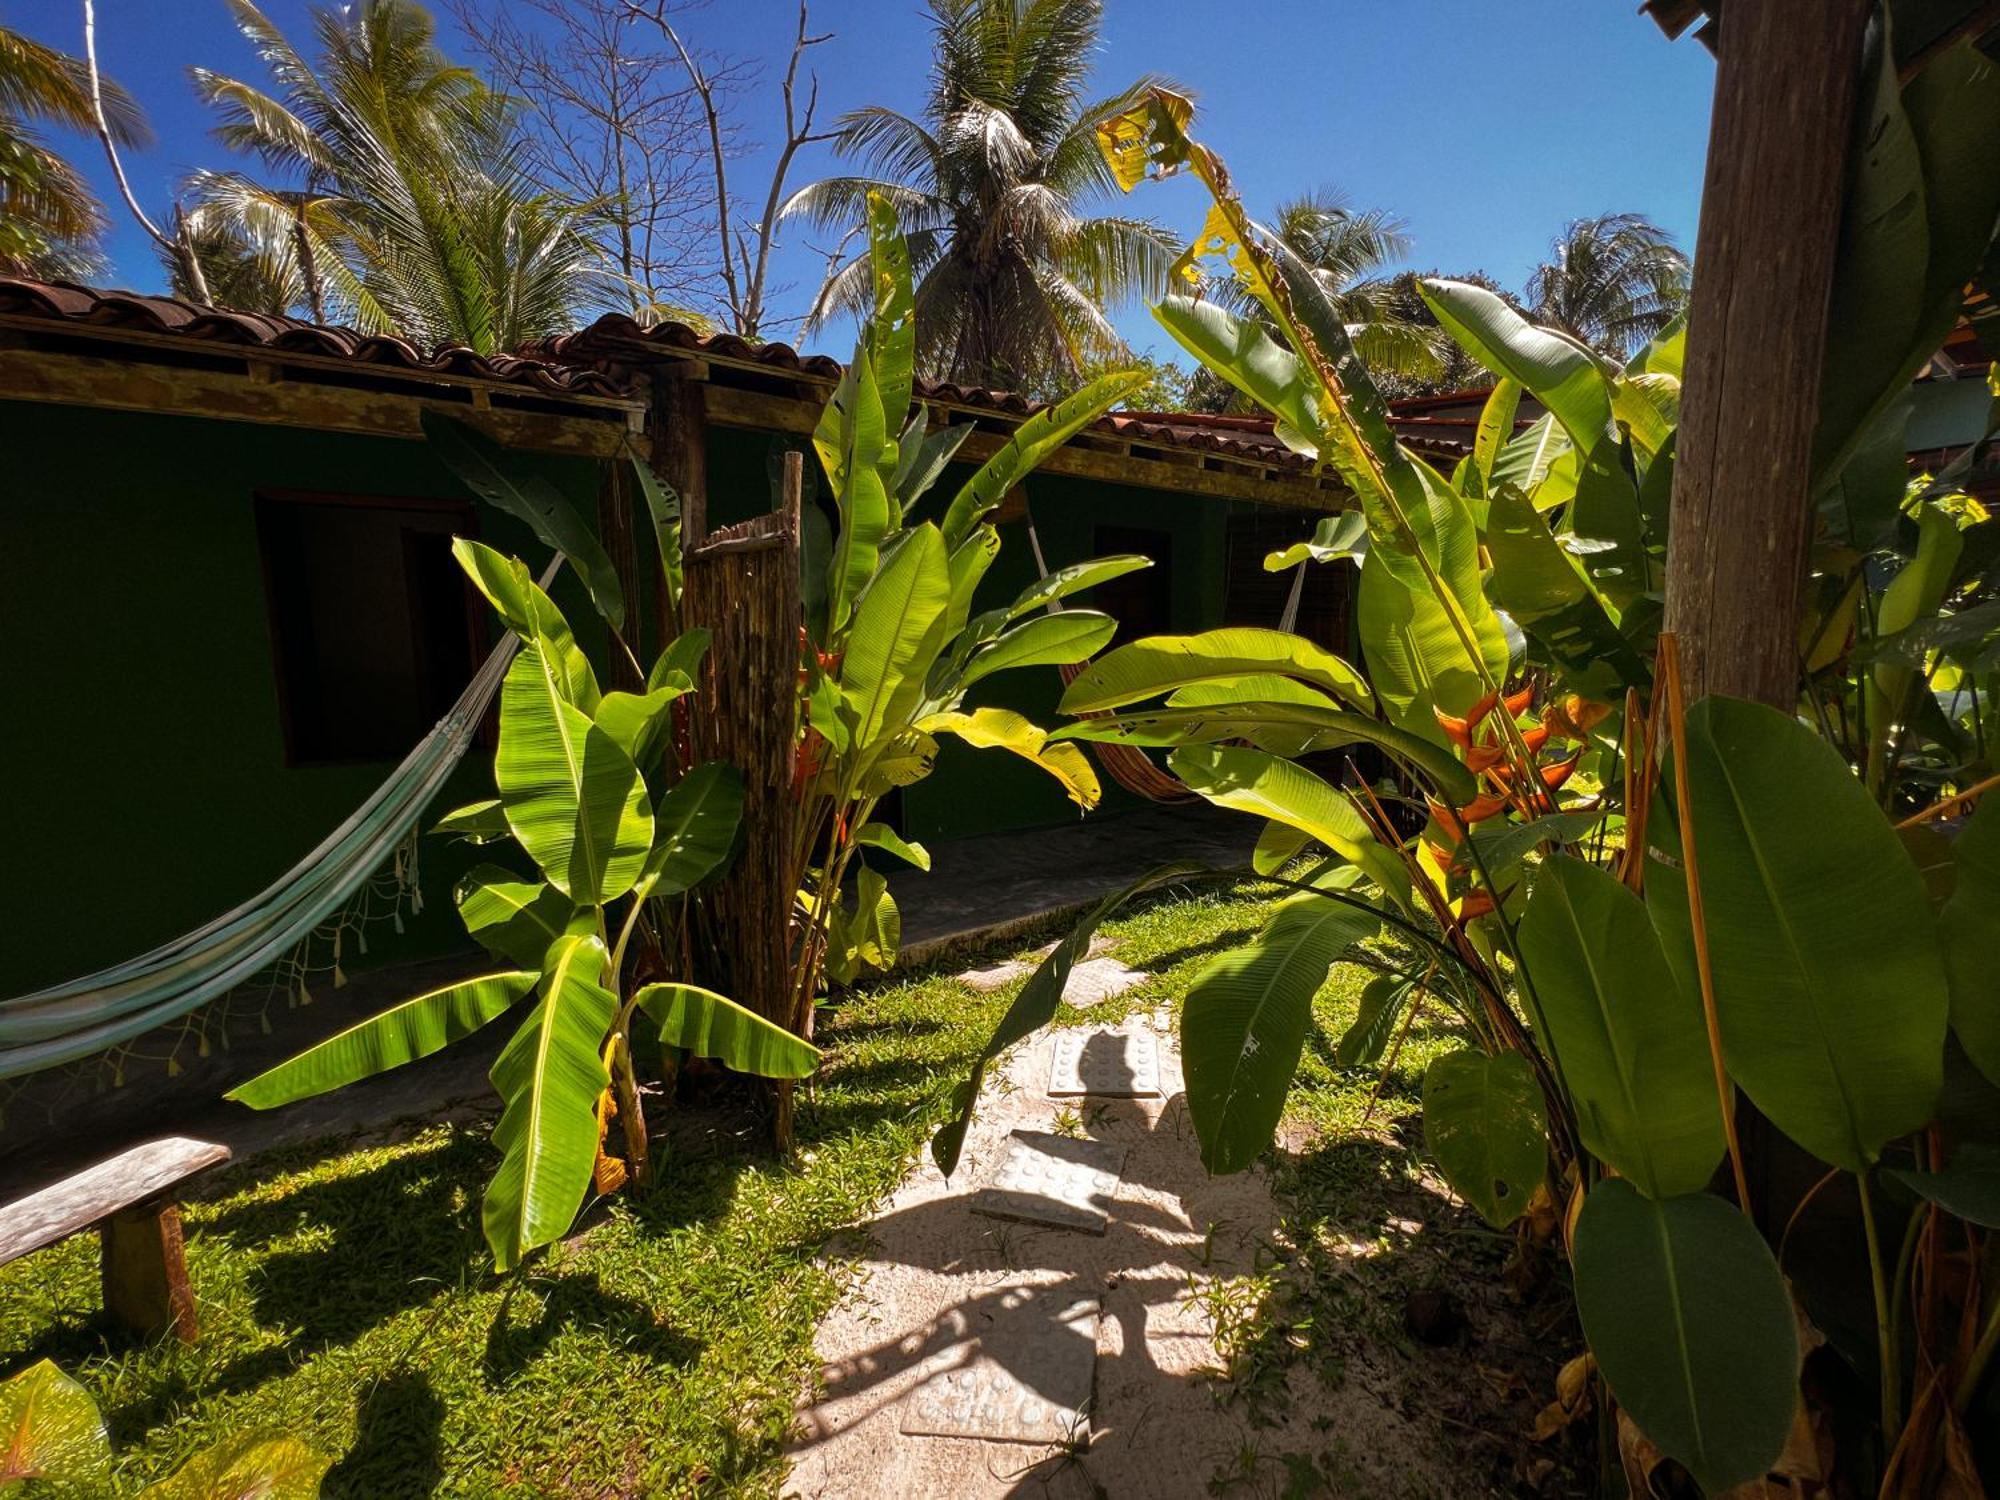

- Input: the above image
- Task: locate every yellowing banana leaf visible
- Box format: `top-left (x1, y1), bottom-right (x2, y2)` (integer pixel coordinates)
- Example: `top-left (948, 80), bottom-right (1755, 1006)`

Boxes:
top-left (1060, 627), bottom-right (1371, 714)
top-left (1517, 857), bottom-right (1724, 1199)
top-left (921, 706), bottom-right (1101, 809)
top-left (424, 410), bottom-right (625, 631)
top-left (484, 933), bottom-right (616, 1271)
top-left (497, 642), bottom-right (654, 905)
top-left (0, 1359), bottom-right (109, 1487)
top-left (138, 1433), bottom-right (329, 1500)
top-left (227, 970), bottom-right (537, 1109)
top-left (855, 821), bottom-right (930, 871)
top-left (636, 982), bottom-right (820, 1078)
top-left (1184, 893), bottom-right (1379, 1173)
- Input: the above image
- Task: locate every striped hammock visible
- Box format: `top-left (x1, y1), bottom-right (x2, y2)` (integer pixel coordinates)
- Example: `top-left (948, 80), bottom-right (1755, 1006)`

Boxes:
top-left (0, 611), bottom-right (524, 1083)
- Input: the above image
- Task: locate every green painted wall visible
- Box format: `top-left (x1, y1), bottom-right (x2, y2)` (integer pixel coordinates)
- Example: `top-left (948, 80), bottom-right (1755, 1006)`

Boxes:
top-left (2, 400), bottom-right (604, 994)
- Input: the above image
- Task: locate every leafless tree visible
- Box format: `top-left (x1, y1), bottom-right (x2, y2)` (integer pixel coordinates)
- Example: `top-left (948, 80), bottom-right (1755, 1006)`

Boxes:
top-left (450, 0), bottom-right (716, 323)
top-left (623, 0), bottom-right (833, 338)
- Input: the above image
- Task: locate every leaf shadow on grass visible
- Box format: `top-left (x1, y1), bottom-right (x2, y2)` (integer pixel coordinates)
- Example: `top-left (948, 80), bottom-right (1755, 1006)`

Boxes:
top-left (482, 1272), bottom-right (702, 1385)
top-left (320, 1369), bottom-right (446, 1499)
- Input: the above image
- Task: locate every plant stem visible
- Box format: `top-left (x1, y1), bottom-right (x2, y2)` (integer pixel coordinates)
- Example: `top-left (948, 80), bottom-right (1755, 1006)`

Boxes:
top-left (1955, 1296), bottom-right (2000, 1414)
top-left (1661, 634), bottom-right (1754, 1213)
top-left (610, 1032), bottom-right (650, 1188)
top-left (1857, 1170), bottom-right (1901, 1439)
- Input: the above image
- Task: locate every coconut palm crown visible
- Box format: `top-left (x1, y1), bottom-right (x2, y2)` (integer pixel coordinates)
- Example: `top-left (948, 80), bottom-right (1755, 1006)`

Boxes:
top-left (784, 0), bottom-right (1179, 391)
top-left (1524, 210), bottom-right (1689, 358)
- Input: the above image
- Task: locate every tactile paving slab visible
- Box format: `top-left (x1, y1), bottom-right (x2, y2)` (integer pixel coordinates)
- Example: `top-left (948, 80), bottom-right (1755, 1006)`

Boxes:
top-left (898, 1285), bottom-right (1100, 1443)
top-left (971, 1130), bottom-right (1127, 1233)
top-left (1059, 957), bottom-right (1149, 1007)
top-left (1048, 1027), bottom-right (1162, 1097)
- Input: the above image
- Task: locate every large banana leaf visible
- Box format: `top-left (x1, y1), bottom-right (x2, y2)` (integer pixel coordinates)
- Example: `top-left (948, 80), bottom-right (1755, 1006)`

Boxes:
top-left (595, 684), bottom-right (686, 769)
top-left (861, 189), bottom-right (915, 451)
top-left (1516, 857), bottom-right (1723, 1198)
top-left (1059, 627), bottom-right (1371, 713)
top-left (939, 368), bottom-right (1153, 547)
top-left (1489, 413), bottom-right (1572, 502)
top-left (648, 627), bottom-right (711, 694)
top-left (1419, 280), bottom-right (1614, 451)
top-left (1941, 791), bottom-right (2000, 1085)
top-left (1007, 555), bottom-right (1153, 619)
top-left (140, 1433), bottom-right (329, 1500)
top-left (1263, 511), bottom-right (1368, 572)
top-left (628, 447), bottom-right (683, 613)
top-left (1422, 1049), bottom-right (1547, 1227)
top-left (1183, 893), bottom-right (1379, 1173)
top-left (921, 707), bottom-right (1101, 809)
top-left (1053, 708), bottom-right (1473, 807)
top-left (1816, 33), bottom-right (2000, 486)
top-left (455, 867), bottom-right (574, 969)
top-left (825, 344), bottom-right (892, 633)
top-left (636, 982), bottom-right (820, 1078)
top-left (842, 524), bottom-right (952, 768)
top-left (423, 410), bottom-right (625, 631)
top-left (1358, 554), bottom-right (1511, 734)
top-left (642, 759), bottom-right (743, 896)
top-left (1483, 483), bottom-right (1648, 698)
top-left (227, 971), bottom-right (537, 1109)
top-left (1657, 696), bottom-right (1947, 1169)
top-left (944, 525), bottom-right (1001, 640)
top-left (496, 643), bottom-right (654, 905)
top-left (960, 611), bottom-right (1116, 687)
top-left (896, 422), bottom-right (974, 513)
top-left (1168, 744), bottom-right (1411, 905)
top-left (1152, 295), bottom-right (1322, 447)
top-left (453, 539), bottom-right (599, 711)
top-left (484, 933), bottom-right (616, 1271)
top-left (1335, 974), bottom-right (1412, 1068)
top-left (0, 1359), bottom-right (110, 1487)
top-left (1573, 1180), bottom-right (1797, 1494)
top-left (933, 862), bottom-right (1207, 1176)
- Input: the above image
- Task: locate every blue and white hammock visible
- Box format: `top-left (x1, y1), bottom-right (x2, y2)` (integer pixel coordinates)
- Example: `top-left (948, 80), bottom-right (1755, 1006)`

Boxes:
top-left (0, 617), bottom-right (523, 1082)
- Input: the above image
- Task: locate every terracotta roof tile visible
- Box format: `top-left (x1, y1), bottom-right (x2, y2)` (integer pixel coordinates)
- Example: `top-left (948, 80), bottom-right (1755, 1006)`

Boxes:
top-left (0, 277), bottom-right (633, 400)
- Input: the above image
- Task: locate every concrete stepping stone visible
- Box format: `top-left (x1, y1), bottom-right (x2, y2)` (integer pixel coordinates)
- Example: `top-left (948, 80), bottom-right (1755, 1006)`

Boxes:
top-left (1058, 956), bottom-right (1149, 1008)
top-left (898, 1283), bottom-right (1100, 1443)
top-left (970, 1130), bottom-right (1127, 1233)
top-left (954, 936), bottom-right (1121, 994)
top-left (1049, 1027), bottom-right (1161, 1098)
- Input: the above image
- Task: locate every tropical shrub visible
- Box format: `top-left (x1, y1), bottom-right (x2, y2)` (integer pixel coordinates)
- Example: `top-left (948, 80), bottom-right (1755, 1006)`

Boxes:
top-left (783, 191), bottom-right (1157, 1026)
top-left (230, 419), bottom-right (818, 1273)
top-left (941, 73), bottom-right (2000, 1496)
top-left (0, 1358), bottom-right (327, 1495)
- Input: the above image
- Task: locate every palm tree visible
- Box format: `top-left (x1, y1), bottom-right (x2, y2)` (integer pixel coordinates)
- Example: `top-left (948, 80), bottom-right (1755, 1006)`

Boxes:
top-left (1215, 189), bottom-right (1446, 385)
top-left (0, 24), bottom-right (148, 279)
top-left (784, 0), bottom-right (1178, 391)
top-left (188, 0), bottom-right (602, 350)
top-left (1524, 212), bottom-right (1689, 358)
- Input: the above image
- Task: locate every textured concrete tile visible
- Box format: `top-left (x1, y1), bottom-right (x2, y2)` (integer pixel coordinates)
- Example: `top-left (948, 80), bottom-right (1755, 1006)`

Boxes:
top-left (970, 1131), bottom-right (1127, 1233)
top-left (899, 1285), bottom-right (1100, 1443)
top-left (1048, 1027), bottom-right (1161, 1098)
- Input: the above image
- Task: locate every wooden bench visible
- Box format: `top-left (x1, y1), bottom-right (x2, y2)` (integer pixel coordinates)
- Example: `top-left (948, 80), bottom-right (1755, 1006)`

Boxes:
top-left (0, 1137), bottom-right (231, 1342)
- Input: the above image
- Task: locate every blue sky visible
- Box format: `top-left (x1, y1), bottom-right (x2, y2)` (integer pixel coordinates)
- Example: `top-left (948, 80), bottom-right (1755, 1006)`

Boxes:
top-left (8, 0), bottom-right (1716, 362)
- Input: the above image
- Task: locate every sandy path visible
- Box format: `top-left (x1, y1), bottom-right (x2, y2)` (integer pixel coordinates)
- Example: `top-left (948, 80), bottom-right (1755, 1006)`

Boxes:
top-left (786, 1001), bottom-right (1465, 1499)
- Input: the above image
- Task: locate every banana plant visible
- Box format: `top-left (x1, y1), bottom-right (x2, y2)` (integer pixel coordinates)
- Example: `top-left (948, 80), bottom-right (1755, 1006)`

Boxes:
top-left (0, 1358), bottom-right (328, 1496)
top-left (936, 81), bottom-right (2000, 1494)
top-left (232, 445), bottom-right (819, 1274)
top-left (784, 192), bottom-right (1158, 1020)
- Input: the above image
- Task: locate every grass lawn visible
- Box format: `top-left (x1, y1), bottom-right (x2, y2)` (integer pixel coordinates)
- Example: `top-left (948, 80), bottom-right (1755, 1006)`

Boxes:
top-left (0, 879), bottom-right (1570, 1498)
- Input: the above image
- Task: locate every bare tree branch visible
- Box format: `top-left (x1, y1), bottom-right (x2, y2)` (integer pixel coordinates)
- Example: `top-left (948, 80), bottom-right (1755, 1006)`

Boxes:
top-left (81, 0), bottom-right (210, 301)
top-left (625, 0), bottom-right (832, 336)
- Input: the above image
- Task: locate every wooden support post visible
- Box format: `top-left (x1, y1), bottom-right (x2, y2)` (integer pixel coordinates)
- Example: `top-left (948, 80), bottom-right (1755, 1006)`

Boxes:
top-left (596, 459), bottom-right (643, 686)
top-left (1662, 0), bottom-right (1873, 704)
top-left (655, 370), bottom-right (709, 549)
top-left (100, 1198), bottom-right (198, 1342)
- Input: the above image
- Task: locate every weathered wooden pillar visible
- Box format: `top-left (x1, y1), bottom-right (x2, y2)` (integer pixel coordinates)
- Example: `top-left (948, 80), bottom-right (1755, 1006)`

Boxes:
top-left (596, 459), bottom-right (642, 688)
top-left (655, 367), bottom-right (709, 549)
top-left (1663, 0), bottom-right (1873, 703)
top-left (101, 1199), bottom-right (199, 1341)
